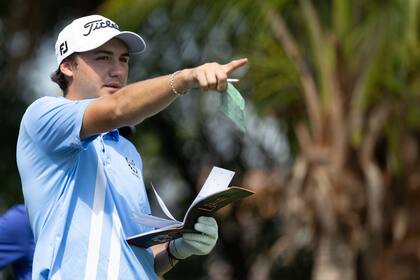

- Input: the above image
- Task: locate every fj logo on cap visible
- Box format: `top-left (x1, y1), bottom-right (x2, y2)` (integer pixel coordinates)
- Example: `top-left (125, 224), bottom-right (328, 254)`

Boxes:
top-left (59, 41), bottom-right (68, 55)
top-left (83, 19), bottom-right (120, 36)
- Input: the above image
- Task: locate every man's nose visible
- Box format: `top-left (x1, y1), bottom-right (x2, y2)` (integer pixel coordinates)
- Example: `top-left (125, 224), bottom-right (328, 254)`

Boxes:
top-left (109, 61), bottom-right (126, 78)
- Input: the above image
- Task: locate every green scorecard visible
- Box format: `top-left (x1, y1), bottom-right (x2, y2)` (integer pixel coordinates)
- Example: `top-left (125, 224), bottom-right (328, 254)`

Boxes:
top-left (219, 83), bottom-right (246, 132)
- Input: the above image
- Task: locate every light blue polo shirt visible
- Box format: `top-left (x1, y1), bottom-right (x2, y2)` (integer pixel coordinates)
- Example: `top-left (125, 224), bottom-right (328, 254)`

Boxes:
top-left (16, 96), bottom-right (157, 280)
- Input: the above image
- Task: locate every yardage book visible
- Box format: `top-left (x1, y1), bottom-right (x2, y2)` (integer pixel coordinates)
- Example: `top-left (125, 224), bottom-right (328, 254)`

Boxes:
top-left (127, 166), bottom-right (254, 248)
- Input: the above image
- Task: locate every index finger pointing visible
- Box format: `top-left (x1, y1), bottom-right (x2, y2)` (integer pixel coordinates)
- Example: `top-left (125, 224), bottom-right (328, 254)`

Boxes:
top-left (222, 58), bottom-right (248, 75)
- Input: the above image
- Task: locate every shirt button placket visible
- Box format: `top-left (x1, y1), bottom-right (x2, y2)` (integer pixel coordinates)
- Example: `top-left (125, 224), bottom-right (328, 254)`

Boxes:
top-left (100, 135), bottom-right (108, 167)
top-left (103, 136), bottom-right (113, 166)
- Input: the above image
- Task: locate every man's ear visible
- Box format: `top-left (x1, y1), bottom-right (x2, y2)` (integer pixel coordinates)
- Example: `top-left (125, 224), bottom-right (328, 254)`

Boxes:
top-left (60, 60), bottom-right (75, 77)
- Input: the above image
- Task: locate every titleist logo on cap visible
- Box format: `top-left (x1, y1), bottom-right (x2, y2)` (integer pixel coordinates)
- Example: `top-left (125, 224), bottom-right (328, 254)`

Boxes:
top-left (83, 19), bottom-right (120, 36)
top-left (55, 15), bottom-right (146, 65)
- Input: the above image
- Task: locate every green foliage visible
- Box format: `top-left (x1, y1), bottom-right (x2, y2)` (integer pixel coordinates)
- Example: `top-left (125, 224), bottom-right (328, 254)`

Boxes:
top-left (98, 0), bottom-right (165, 30)
top-left (2, 0), bottom-right (420, 278)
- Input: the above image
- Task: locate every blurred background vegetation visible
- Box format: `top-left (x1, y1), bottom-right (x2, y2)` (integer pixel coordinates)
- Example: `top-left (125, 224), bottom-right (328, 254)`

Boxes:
top-left (1, 0), bottom-right (420, 279)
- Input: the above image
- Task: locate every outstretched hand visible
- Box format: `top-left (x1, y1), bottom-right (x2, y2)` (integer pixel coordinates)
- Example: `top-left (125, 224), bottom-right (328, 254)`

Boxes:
top-left (185, 58), bottom-right (248, 92)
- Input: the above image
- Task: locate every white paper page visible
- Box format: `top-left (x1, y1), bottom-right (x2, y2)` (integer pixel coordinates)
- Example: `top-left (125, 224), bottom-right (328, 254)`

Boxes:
top-left (190, 167), bottom-right (235, 207)
top-left (132, 212), bottom-right (182, 229)
top-left (151, 183), bottom-right (178, 221)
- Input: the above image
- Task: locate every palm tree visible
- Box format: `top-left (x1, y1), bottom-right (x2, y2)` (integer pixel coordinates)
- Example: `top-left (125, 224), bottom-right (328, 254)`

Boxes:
top-left (248, 0), bottom-right (420, 279)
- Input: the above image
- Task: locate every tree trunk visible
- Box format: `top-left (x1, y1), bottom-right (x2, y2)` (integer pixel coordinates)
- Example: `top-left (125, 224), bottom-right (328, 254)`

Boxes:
top-left (313, 235), bottom-right (355, 280)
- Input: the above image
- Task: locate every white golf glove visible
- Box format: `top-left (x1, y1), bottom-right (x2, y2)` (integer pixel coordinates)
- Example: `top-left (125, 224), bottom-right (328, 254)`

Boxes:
top-left (169, 216), bottom-right (218, 259)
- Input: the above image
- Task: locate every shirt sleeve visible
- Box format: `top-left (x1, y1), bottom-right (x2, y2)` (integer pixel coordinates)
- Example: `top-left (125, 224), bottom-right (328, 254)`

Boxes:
top-left (0, 205), bottom-right (33, 268)
top-left (21, 96), bottom-right (96, 154)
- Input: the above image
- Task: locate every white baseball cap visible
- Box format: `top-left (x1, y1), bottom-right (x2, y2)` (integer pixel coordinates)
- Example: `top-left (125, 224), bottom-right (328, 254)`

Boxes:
top-left (55, 15), bottom-right (146, 66)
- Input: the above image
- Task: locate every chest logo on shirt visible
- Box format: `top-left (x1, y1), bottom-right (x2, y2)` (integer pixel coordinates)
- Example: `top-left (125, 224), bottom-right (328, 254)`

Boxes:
top-left (125, 157), bottom-right (140, 178)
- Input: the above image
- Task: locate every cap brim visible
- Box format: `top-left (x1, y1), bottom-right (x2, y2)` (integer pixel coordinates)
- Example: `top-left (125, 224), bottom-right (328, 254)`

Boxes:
top-left (115, 32), bottom-right (146, 54)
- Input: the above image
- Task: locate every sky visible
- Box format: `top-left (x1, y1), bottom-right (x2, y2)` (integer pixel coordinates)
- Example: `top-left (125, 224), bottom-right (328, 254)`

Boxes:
top-left (21, 37), bottom-right (60, 102)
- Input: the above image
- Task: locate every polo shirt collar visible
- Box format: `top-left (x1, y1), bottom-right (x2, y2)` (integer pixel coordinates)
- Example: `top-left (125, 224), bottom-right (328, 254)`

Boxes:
top-left (103, 129), bottom-right (120, 141)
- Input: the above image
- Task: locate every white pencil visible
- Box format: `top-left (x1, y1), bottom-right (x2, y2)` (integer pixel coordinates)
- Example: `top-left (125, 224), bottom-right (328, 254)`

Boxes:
top-left (227, 78), bottom-right (240, 83)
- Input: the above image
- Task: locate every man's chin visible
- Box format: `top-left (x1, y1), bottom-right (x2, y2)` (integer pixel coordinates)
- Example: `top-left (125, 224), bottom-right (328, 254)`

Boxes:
top-left (103, 87), bottom-right (119, 94)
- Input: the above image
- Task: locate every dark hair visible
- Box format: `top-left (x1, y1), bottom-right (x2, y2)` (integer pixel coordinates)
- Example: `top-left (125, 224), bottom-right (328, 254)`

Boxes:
top-left (50, 54), bottom-right (77, 95)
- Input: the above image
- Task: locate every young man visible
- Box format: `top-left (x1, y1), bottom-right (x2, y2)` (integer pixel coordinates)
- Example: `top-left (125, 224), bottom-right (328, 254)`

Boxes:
top-left (16, 15), bottom-right (247, 279)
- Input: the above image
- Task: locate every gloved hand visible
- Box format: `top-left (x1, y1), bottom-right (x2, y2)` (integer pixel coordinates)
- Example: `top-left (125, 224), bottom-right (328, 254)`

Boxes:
top-left (169, 216), bottom-right (218, 259)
